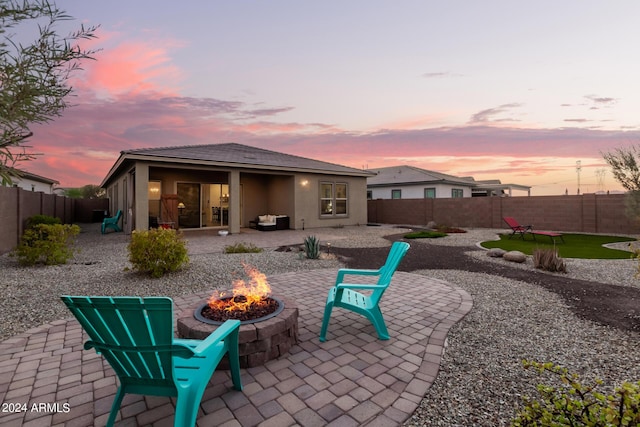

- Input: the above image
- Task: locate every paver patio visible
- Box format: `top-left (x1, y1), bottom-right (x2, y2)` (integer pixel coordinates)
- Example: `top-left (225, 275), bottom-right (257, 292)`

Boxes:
top-left (0, 230), bottom-right (472, 426)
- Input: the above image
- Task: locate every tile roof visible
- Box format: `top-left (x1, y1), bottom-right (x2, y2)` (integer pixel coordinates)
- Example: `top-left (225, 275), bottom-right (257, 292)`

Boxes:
top-left (366, 165), bottom-right (475, 186)
top-left (121, 143), bottom-right (371, 176)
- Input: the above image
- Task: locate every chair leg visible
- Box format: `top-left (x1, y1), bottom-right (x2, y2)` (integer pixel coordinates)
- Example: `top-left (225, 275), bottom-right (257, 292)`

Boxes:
top-left (227, 336), bottom-right (243, 391)
top-left (368, 307), bottom-right (390, 340)
top-left (174, 387), bottom-right (200, 427)
top-left (319, 303), bottom-right (334, 342)
top-left (106, 386), bottom-right (125, 427)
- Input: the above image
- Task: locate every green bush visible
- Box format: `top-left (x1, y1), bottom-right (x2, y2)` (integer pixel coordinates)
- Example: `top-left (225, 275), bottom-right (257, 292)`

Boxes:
top-left (127, 228), bottom-right (189, 277)
top-left (304, 235), bottom-right (320, 259)
top-left (224, 242), bottom-right (263, 253)
top-left (513, 360), bottom-right (640, 426)
top-left (25, 214), bottom-right (61, 229)
top-left (404, 230), bottom-right (447, 239)
top-left (533, 248), bottom-right (567, 273)
top-left (13, 223), bottom-right (80, 265)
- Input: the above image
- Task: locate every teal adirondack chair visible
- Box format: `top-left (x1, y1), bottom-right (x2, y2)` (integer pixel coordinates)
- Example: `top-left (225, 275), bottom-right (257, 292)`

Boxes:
top-left (101, 209), bottom-right (123, 234)
top-left (60, 296), bottom-right (243, 427)
top-left (319, 241), bottom-right (410, 342)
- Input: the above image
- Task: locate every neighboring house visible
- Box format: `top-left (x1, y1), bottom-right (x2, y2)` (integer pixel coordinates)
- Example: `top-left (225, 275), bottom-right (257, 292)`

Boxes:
top-left (100, 143), bottom-right (374, 234)
top-left (366, 165), bottom-right (530, 199)
top-left (10, 170), bottom-right (59, 194)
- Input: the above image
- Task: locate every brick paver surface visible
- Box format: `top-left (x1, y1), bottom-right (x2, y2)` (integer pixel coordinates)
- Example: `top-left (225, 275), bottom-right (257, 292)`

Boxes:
top-left (0, 268), bottom-right (471, 426)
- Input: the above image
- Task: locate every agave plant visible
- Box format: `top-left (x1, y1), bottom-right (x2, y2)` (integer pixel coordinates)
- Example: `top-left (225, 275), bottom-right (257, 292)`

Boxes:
top-left (303, 235), bottom-right (320, 259)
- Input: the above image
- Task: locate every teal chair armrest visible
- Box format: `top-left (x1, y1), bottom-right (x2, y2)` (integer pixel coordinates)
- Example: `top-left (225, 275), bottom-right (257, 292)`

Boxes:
top-left (335, 268), bottom-right (381, 284)
top-left (336, 283), bottom-right (388, 291)
top-left (191, 319), bottom-right (240, 356)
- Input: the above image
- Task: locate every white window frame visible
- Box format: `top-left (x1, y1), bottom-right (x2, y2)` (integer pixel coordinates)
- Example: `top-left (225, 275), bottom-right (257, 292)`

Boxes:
top-left (320, 182), bottom-right (348, 217)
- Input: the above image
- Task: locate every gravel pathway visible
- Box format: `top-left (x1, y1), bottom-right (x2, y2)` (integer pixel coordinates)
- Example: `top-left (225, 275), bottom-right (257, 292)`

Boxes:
top-left (401, 229), bottom-right (640, 426)
top-left (1, 225), bottom-right (639, 426)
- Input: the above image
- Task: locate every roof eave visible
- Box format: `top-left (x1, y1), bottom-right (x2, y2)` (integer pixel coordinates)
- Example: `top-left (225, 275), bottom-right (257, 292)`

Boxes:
top-left (101, 152), bottom-right (373, 187)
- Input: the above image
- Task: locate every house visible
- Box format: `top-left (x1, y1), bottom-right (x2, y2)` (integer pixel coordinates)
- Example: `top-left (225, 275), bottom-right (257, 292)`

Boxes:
top-left (10, 170), bottom-right (59, 194)
top-left (366, 165), bottom-right (530, 199)
top-left (100, 143), bottom-right (374, 234)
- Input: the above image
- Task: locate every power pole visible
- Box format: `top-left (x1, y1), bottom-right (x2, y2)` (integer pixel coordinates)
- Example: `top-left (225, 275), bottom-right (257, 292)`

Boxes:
top-left (576, 160), bottom-right (582, 195)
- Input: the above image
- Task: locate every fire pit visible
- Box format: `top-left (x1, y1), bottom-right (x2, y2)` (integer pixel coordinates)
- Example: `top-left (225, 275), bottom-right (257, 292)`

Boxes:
top-left (177, 264), bottom-right (299, 368)
top-left (194, 296), bottom-right (285, 325)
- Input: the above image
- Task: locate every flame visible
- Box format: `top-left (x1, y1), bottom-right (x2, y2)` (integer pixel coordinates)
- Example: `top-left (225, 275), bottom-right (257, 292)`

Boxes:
top-left (208, 263), bottom-right (271, 312)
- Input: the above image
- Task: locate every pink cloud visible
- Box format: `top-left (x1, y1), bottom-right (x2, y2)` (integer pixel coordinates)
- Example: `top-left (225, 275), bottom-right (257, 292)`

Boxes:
top-left (73, 30), bottom-right (184, 98)
top-left (18, 31), bottom-right (639, 195)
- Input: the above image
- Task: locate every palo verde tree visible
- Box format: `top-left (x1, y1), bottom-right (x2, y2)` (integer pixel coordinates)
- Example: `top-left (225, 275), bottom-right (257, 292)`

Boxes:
top-left (602, 144), bottom-right (640, 221)
top-left (0, 0), bottom-right (98, 185)
top-left (602, 145), bottom-right (640, 191)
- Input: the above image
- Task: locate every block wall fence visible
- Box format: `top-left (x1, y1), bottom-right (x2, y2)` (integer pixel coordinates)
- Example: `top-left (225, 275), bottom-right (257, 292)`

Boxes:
top-left (0, 186), bottom-right (109, 255)
top-left (367, 193), bottom-right (640, 235)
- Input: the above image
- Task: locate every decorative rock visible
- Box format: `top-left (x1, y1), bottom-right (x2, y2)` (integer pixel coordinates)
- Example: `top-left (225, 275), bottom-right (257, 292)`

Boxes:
top-left (487, 248), bottom-right (507, 258)
top-left (503, 250), bottom-right (526, 263)
top-left (426, 221), bottom-right (438, 229)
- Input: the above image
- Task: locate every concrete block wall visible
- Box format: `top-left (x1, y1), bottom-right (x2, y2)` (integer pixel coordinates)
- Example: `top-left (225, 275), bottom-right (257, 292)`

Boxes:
top-left (368, 193), bottom-right (640, 235)
top-left (0, 186), bottom-right (107, 255)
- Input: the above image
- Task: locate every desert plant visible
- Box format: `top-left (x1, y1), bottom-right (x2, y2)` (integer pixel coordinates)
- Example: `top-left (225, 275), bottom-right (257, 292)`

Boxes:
top-left (404, 230), bottom-right (447, 239)
top-left (127, 228), bottom-right (189, 277)
top-left (303, 235), bottom-right (320, 259)
top-left (533, 248), bottom-right (567, 273)
top-left (224, 242), bottom-right (263, 254)
top-left (512, 360), bottom-right (640, 426)
top-left (12, 223), bottom-right (80, 265)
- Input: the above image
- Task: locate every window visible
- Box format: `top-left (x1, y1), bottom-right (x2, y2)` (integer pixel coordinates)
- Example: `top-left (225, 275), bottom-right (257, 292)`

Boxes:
top-left (424, 188), bottom-right (436, 198)
top-left (367, 190), bottom-right (372, 200)
top-left (320, 182), bottom-right (348, 216)
top-left (451, 188), bottom-right (464, 198)
top-left (391, 189), bottom-right (402, 199)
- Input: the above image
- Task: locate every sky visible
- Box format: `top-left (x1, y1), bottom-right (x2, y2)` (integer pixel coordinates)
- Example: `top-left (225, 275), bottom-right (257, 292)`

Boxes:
top-left (14, 0), bottom-right (640, 195)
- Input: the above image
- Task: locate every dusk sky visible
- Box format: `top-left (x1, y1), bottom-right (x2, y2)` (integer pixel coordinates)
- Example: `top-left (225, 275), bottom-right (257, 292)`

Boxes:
top-left (18, 1), bottom-right (640, 195)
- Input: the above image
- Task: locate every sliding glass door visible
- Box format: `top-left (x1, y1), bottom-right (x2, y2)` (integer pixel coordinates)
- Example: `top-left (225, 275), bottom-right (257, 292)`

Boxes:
top-left (177, 182), bottom-right (230, 228)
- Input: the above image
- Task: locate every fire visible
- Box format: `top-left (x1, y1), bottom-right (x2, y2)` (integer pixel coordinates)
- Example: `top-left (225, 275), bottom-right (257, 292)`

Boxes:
top-left (208, 263), bottom-right (272, 313)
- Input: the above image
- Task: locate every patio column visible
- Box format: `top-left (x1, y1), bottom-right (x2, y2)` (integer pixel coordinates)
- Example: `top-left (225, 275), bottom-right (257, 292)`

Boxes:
top-left (229, 170), bottom-right (240, 234)
top-left (134, 162), bottom-right (149, 232)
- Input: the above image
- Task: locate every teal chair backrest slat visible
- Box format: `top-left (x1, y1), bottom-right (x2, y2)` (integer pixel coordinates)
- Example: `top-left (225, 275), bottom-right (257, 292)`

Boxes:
top-left (61, 295), bottom-right (243, 427)
top-left (61, 296), bottom-right (178, 386)
top-left (371, 241), bottom-right (410, 304)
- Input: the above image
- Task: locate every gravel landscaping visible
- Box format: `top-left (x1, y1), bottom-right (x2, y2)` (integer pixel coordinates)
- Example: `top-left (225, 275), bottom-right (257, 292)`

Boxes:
top-left (1, 224), bottom-right (639, 426)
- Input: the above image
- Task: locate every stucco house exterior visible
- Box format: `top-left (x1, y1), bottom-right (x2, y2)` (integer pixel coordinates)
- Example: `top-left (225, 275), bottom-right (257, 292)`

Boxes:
top-left (11, 170), bottom-right (59, 194)
top-left (100, 143), bottom-right (373, 234)
top-left (367, 165), bottom-right (530, 199)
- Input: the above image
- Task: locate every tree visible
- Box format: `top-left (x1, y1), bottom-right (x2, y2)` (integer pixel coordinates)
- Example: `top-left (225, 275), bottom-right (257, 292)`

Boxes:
top-left (80, 184), bottom-right (105, 199)
top-left (0, 0), bottom-right (98, 185)
top-left (602, 145), bottom-right (640, 222)
top-left (602, 145), bottom-right (640, 191)
top-left (63, 185), bottom-right (105, 199)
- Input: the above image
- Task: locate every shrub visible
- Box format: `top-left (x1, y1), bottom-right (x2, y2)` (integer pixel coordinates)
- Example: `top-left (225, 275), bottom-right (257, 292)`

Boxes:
top-left (533, 248), bottom-right (567, 273)
top-left (224, 242), bottom-right (263, 253)
top-left (436, 225), bottom-right (466, 233)
top-left (127, 228), bottom-right (189, 278)
top-left (13, 223), bottom-right (80, 265)
top-left (25, 214), bottom-right (61, 229)
top-left (404, 230), bottom-right (447, 239)
top-left (513, 360), bottom-right (640, 426)
top-left (304, 235), bottom-right (320, 259)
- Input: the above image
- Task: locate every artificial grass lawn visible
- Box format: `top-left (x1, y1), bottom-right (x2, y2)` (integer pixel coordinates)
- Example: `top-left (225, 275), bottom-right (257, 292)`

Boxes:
top-left (480, 233), bottom-right (637, 259)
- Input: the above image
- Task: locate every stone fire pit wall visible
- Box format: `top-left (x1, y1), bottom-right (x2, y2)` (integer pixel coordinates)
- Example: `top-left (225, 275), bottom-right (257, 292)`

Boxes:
top-left (176, 296), bottom-right (299, 368)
